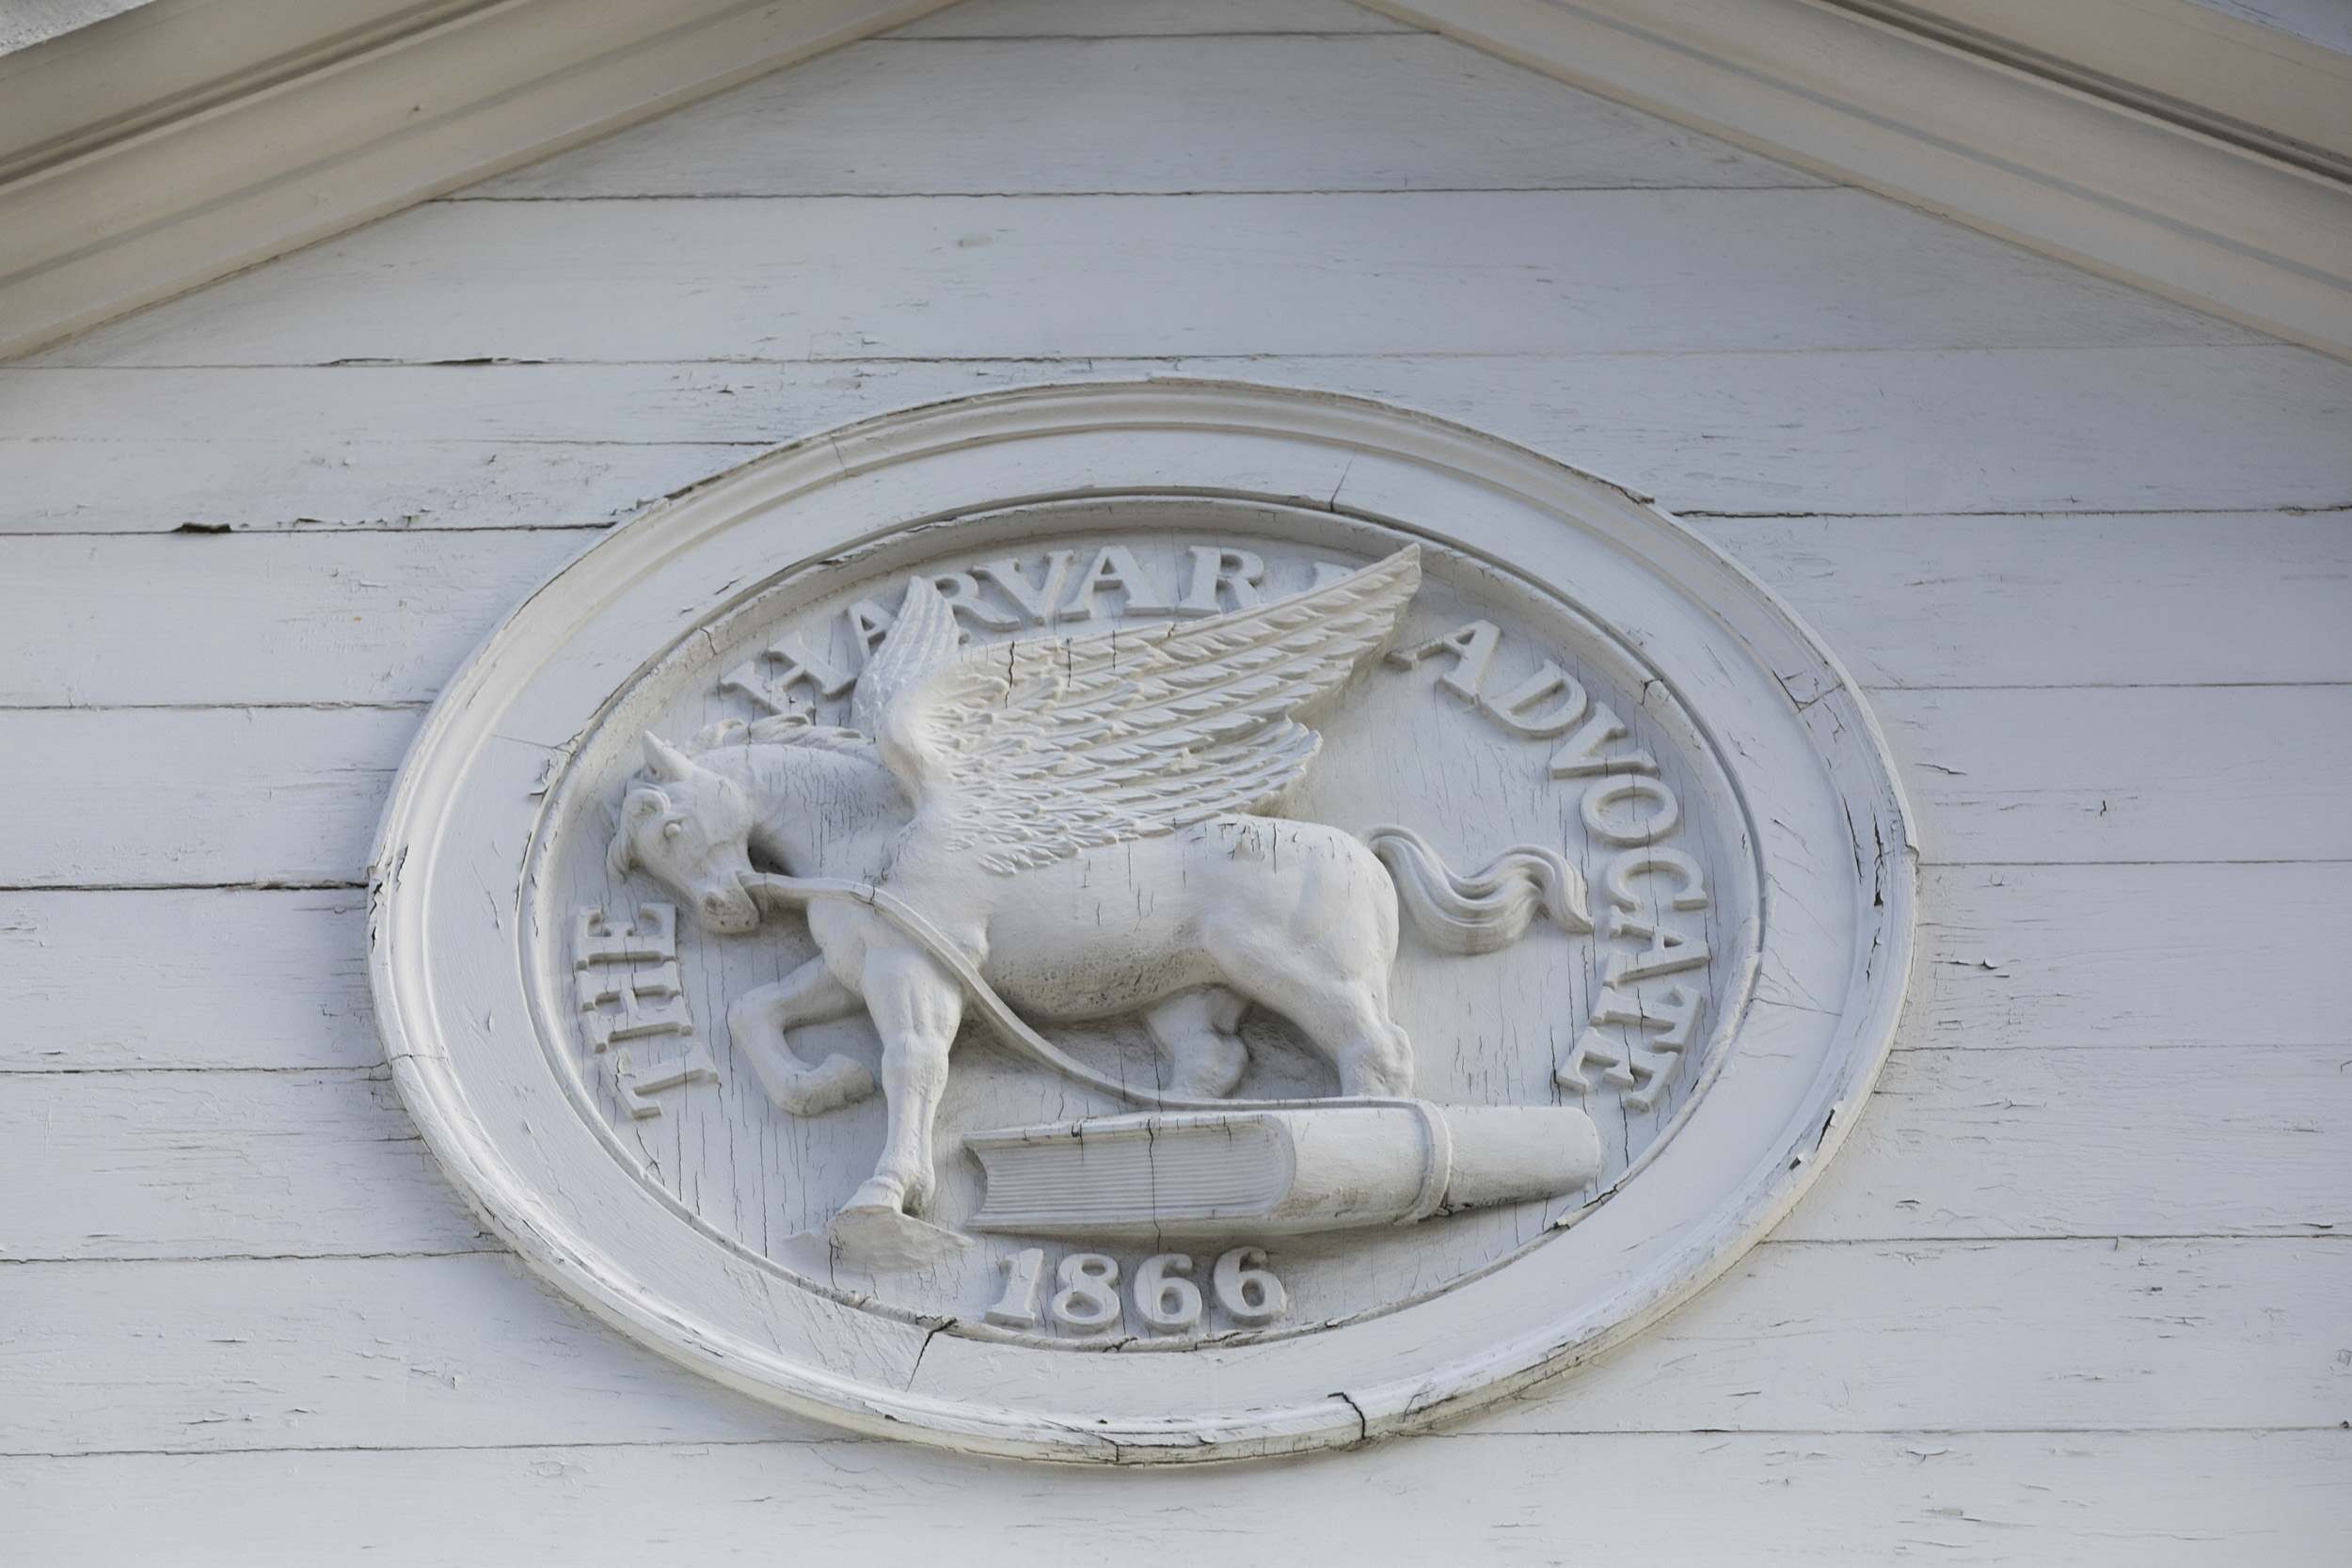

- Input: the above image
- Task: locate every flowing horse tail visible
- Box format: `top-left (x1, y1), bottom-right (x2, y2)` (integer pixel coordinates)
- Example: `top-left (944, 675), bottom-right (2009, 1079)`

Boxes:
top-left (1361, 825), bottom-right (1593, 955)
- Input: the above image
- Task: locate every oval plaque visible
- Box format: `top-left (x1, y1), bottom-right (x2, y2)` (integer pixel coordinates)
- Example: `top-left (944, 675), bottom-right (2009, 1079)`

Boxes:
top-left (372, 382), bottom-right (1915, 1462)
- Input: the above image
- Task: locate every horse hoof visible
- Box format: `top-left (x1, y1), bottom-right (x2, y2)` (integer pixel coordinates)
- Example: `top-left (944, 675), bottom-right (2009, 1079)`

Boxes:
top-left (826, 1203), bottom-right (974, 1271)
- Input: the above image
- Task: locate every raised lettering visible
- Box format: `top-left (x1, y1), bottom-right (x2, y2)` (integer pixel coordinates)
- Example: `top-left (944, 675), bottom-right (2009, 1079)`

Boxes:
top-left (719, 631), bottom-right (856, 713)
top-left (845, 599), bottom-right (896, 656)
top-left (1605, 847), bottom-right (1709, 912)
top-left (985, 1247), bottom-right (1048, 1329)
top-left (1212, 1247), bottom-right (1287, 1328)
top-left (1386, 618), bottom-right (1501, 705)
top-left (1061, 545), bottom-right (1173, 619)
top-left (1177, 546), bottom-right (1266, 617)
top-left (1548, 702), bottom-right (1660, 779)
top-left (1135, 1253), bottom-right (1204, 1335)
top-left (973, 551), bottom-right (1079, 626)
top-left (1481, 660), bottom-right (1588, 739)
top-left (1049, 1253), bottom-right (1123, 1334)
top-left (1603, 909), bottom-right (1710, 987)
top-left (930, 570), bottom-right (1020, 630)
top-left (1581, 776), bottom-right (1680, 847)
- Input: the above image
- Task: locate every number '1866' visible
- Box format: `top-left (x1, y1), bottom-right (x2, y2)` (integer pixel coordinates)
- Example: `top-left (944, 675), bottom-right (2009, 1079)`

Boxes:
top-left (984, 1247), bottom-right (1287, 1336)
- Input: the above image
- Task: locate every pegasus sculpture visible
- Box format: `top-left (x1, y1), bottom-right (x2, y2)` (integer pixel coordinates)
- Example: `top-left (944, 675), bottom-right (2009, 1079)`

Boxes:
top-left (609, 546), bottom-right (1591, 1259)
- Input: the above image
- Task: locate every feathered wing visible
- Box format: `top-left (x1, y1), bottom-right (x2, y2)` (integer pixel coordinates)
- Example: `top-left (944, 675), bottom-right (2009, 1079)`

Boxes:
top-left (849, 573), bottom-right (964, 741)
top-left (876, 546), bottom-right (1422, 873)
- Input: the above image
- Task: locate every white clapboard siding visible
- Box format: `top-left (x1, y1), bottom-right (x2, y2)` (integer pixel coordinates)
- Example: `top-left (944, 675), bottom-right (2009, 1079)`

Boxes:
top-left (1694, 514), bottom-right (2352, 689)
top-left (4, 1238), bottom-right (2339, 1458)
top-left (22, 191), bottom-right (2258, 371)
top-left (461, 32), bottom-right (1823, 199)
top-left (0, 531), bottom-right (590, 708)
top-left (5, 1037), bottom-right (2338, 1261)
top-left (2, 688), bottom-right (2341, 888)
top-left (8, 863), bottom-right (2333, 1075)
top-left (8, 348), bottom-right (2348, 534)
top-left (0, 892), bottom-right (376, 1073)
top-left (1918, 863), bottom-right (2350, 1052)
top-left (1773, 1045), bottom-right (2350, 1241)
top-left (5, 1431), bottom-right (2340, 1566)
top-left (5, 511), bottom-right (2346, 707)
top-left (0, 1070), bottom-right (492, 1262)
top-left (1869, 686), bottom-right (2352, 864)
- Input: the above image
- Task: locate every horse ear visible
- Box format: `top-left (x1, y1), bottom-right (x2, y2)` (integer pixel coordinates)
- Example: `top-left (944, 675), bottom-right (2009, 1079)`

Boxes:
top-left (642, 731), bottom-right (694, 782)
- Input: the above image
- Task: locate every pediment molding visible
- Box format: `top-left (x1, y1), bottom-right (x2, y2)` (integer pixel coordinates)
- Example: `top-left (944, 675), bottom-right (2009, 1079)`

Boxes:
top-left (1, 0), bottom-right (2345, 362)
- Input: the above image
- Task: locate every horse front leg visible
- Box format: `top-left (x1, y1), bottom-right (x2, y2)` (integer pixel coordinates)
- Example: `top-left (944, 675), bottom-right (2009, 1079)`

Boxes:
top-left (841, 942), bottom-right (964, 1220)
top-left (726, 956), bottom-right (873, 1115)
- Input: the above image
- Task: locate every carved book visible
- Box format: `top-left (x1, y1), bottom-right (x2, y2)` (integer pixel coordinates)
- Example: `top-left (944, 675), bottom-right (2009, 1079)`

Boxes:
top-left (965, 1102), bottom-right (1601, 1239)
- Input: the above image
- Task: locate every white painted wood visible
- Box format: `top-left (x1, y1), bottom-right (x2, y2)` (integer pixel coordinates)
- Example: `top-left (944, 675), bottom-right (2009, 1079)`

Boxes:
top-left (0, 891), bottom-right (379, 1072)
top-left (2, 686), bottom-right (2334, 888)
top-left (6, 1431), bottom-right (2342, 1565)
top-left (1692, 513), bottom-right (2352, 689)
top-left (0, 530), bottom-right (589, 707)
top-left (0, 707), bottom-right (410, 888)
top-left (0, 1069), bottom-right (491, 1261)
top-left (466, 31), bottom-right (1822, 198)
top-left (1919, 863), bottom-right (2352, 1051)
top-left (1776, 1044), bottom-right (2351, 1241)
top-left (7, 1037), bottom-right (2335, 1262)
top-left (4, 1238), bottom-right (2339, 1457)
top-left (888, 0), bottom-right (1425, 33)
top-left (0, 0), bottom-right (967, 363)
top-left (1863, 0), bottom-right (2352, 171)
top-left (0, 0), bottom-right (2342, 1537)
top-left (23, 189), bottom-right (2256, 369)
top-left (1360, 0), bottom-right (2352, 358)
top-left (9, 347), bottom-right (2346, 532)
top-left (8, 866), bottom-right (2331, 1079)
top-left (1873, 686), bottom-right (2352, 864)
top-left (6, 509), bottom-right (2344, 707)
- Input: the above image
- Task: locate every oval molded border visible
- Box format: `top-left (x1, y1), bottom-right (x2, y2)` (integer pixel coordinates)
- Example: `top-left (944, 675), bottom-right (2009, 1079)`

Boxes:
top-left (370, 380), bottom-right (1918, 1463)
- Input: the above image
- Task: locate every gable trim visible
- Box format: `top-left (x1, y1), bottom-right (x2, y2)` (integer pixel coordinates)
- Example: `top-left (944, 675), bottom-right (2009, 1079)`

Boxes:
top-left (1362, 0), bottom-right (2352, 361)
top-left (0, 0), bottom-right (961, 363)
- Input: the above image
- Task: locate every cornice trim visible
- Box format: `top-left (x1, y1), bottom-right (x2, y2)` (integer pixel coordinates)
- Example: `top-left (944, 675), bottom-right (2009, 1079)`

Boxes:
top-left (1359, 0), bottom-right (2352, 361)
top-left (0, 0), bottom-right (961, 363)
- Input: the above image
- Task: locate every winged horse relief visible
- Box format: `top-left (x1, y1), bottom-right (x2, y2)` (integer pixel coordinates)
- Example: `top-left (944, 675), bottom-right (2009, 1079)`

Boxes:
top-left (608, 546), bottom-right (1597, 1263)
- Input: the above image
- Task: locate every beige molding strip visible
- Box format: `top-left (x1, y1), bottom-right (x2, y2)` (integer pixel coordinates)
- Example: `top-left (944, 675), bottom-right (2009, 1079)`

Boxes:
top-left (1360, 0), bottom-right (2352, 361)
top-left (0, 0), bottom-right (961, 362)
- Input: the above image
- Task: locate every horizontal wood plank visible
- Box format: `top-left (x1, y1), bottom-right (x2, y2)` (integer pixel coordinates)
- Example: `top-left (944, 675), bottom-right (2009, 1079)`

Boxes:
top-left (2, 1238), bottom-right (2338, 1457)
top-left (4, 1037), bottom-right (2337, 1261)
top-left (0, 1069), bottom-right (490, 1262)
top-left (27, 189), bottom-right (2255, 369)
top-left (1694, 513), bottom-right (2352, 689)
top-left (5, 511), bottom-right (2345, 707)
top-left (466, 33), bottom-right (1819, 199)
top-left (0, 891), bottom-right (379, 1072)
top-left (1774, 1043), bottom-right (2350, 1242)
top-left (7, 348), bottom-right (2346, 531)
top-left (4, 1430), bottom-right (2343, 1563)
top-left (1872, 686), bottom-right (2352, 864)
top-left (0, 530), bottom-right (588, 707)
top-left (2, 688), bottom-right (2338, 887)
top-left (8, 863), bottom-right (2332, 1074)
top-left (0, 707), bottom-right (412, 888)
top-left (1917, 863), bottom-right (2351, 1052)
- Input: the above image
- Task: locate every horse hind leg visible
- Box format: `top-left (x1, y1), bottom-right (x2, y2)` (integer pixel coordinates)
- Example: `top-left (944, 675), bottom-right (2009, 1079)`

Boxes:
top-left (1144, 986), bottom-right (1250, 1099)
top-left (1292, 988), bottom-right (1415, 1099)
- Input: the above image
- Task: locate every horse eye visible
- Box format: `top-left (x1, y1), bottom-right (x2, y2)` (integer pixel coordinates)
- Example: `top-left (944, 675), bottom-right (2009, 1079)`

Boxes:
top-left (661, 819), bottom-right (684, 841)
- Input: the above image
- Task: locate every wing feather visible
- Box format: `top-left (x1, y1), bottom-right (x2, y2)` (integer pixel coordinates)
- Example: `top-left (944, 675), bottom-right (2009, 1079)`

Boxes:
top-left (874, 547), bottom-right (1420, 873)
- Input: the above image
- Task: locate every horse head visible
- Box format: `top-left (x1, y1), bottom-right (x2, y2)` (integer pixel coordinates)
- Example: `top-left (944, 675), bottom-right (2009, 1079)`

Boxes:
top-left (608, 731), bottom-right (762, 934)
